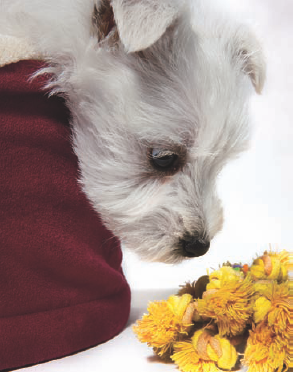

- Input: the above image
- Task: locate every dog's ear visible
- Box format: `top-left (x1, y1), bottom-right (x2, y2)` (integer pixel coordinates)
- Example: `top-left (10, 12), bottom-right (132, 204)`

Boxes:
top-left (93, 1), bottom-right (119, 47)
top-left (234, 28), bottom-right (266, 94)
top-left (110, 0), bottom-right (183, 52)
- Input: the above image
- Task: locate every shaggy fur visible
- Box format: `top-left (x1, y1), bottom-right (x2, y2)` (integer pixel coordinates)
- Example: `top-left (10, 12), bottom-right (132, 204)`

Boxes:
top-left (0, 0), bottom-right (266, 263)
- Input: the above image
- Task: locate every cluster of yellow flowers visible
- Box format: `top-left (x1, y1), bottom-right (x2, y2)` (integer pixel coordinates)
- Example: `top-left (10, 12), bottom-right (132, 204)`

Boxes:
top-left (133, 250), bottom-right (291, 372)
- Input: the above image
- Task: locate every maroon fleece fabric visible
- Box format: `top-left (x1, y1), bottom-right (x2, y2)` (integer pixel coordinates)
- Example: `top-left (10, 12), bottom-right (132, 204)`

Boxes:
top-left (0, 61), bottom-right (131, 371)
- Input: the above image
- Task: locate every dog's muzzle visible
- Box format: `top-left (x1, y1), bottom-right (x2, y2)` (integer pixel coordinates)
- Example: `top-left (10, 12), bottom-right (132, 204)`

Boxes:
top-left (181, 238), bottom-right (210, 257)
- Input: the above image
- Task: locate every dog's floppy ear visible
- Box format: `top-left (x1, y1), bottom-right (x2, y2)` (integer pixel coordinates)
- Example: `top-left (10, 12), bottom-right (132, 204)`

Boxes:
top-left (234, 28), bottom-right (266, 94)
top-left (110, 0), bottom-right (183, 52)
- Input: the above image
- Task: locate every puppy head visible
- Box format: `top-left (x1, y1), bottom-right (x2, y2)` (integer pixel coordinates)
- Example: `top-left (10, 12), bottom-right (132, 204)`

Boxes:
top-left (69, 0), bottom-right (266, 263)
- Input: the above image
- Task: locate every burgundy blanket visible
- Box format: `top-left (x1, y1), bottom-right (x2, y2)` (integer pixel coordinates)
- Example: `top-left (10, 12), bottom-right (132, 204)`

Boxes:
top-left (0, 61), bottom-right (131, 371)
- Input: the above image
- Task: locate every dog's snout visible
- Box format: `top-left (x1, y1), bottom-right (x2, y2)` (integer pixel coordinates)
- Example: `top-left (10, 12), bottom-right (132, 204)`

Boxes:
top-left (181, 238), bottom-right (210, 257)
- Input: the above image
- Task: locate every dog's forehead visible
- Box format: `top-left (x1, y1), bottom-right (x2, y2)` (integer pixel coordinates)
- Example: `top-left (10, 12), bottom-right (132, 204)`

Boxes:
top-left (125, 24), bottom-right (251, 150)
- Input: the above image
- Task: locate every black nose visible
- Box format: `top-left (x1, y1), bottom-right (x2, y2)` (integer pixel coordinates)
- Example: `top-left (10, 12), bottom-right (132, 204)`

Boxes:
top-left (181, 238), bottom-right (210, 257)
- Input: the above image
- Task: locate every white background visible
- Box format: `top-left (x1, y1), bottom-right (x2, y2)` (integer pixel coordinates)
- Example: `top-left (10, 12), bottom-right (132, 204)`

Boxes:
top-left (20, 0), bottom-right (292, 371)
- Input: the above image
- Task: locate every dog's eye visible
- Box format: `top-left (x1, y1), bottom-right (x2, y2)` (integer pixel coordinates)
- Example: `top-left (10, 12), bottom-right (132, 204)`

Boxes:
top-left (151, 148), bottom-right (178, 169)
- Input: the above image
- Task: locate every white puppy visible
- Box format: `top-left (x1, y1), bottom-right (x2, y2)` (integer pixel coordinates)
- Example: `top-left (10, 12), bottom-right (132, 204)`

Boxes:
top-left (0, 0), bottom-right (265, 263)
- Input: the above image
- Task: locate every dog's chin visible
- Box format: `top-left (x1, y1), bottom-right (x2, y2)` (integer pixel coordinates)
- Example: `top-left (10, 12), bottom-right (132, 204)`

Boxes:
top-left (151, 253), bottom-right (194, 265)
top-left (147, 253), bottom-right (186, 265)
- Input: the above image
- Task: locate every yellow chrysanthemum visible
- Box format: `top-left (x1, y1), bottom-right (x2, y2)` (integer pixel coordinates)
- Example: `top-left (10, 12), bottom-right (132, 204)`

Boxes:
top-left (249, 280), bottom-right (290, 370)
top-left (197, 276), bottom-right (254, 336)
top-left (133, 294), bottom-right (193, 357)
top-left (172, 341), bottom-right (219, 372)
top-left (253, 280), bottom-right (273, 297)
top-left (206, 266), bottom-right (242, 291)
top-left (275, 250), bottom-right (290, 277)
top-left (253, 296), bottom-right (271, 323)
top-left (242, 323), bottom-right (286, 372)
top-left (250, 251), bottom-right (289, 281)
top-left (252, 281), bottom-right (289, 333)
top-left (167, 294), bottom-right (194, 320)
top-left (214, 336), bottom-right (238, 370)
top-left (133, 249), bottom-right (291, 371)
top-left (282, 250), bottom-right (292, 271)
top-left (172, 330), bottom-right (238, 372)
top-left (267, 282), bottom-right (289, 334)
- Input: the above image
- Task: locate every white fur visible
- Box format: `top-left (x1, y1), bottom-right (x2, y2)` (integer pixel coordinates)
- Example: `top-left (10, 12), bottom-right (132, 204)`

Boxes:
top-left (0, 0), bottom-right (266, 263)
top-left (0, 34), bottom-right (39, 67)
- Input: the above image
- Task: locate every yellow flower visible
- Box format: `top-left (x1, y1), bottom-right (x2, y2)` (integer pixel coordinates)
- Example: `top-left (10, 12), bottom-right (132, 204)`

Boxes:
top-left (133, 294), bottom-right (193, 358)
top-left (251, 279), bottom-right (289, 369)
top-left (207, 266), bottom-right (242, 290)
top-left (167, 294), bottom-right (194, 321)
top-left (250, 280), bottom-right (289, 370)
top-left (267, 282), bottom-right (289, 335)
top-left (214, 336), bottom-right (238, 370)
top-left (252, 281), bottom-right (289, 335)
top-left (133, 249), bottom-right (291, 371)
top-left (250, 258), bottom-right (266, 280)
top-left (242, 323), bottom-right (286, 372)
top-left (253, 296), bottom-right (271, 323)
top-left (253, 280), bottom-right (273, 296)
top-left (172, 341), bottom-right (219, 372)
top-left (172, 330), bottom-right (238, 372)
top-left (281, 250), bottom-right (292, 271)
top-left (250, 250), bottom-right (289, 281)
top-left (275, 250), bottom-right (290, 278)
top-left (198, 275), bottom-right (254, 336)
